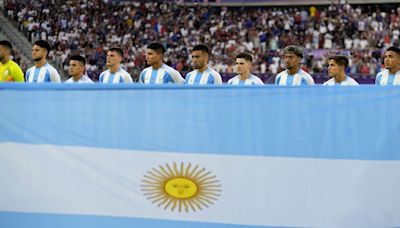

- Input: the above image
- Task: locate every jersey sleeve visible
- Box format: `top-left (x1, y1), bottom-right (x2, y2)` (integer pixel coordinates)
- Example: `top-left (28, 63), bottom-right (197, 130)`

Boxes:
top-left (123, 71), bottom-right (133, 83)
top-left (99, 72), bottom-right (105, 83)
top-left (49, 67), bottom-right (61, 83)
top-left (375, 73), bottom-right (381, 85)
top-left (25, 69), bottom-right (31, 82)
top-left (274, 74), bottom-right (281, 85)
top-left (213, 72), bottom-right (223, 84)
top-left (254, 76), bottom-right (264, 85)
top-left (305, 74), bottom-right (315, 85)
top-left (139, 70), bottom-right (145, 83)
top-left (169, 69), bottom-right (185, 84)
top-left (10, 63), bottom-right (25, 82)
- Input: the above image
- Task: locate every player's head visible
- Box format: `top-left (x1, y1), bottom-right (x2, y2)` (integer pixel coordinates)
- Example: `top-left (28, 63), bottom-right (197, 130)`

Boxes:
top-left (384, 46), bottom-right (400, 72)
top-left (191, 44), bottom-right (210, 70)
top-left (0, 40), bottom-right (12, 62)
top-left (235, 52), bottom-right (253, 75)
top-left (328, 55), bottom-right (349, 78)
top-left (106, 47), bottom-right (123, 68)
top-left (68, 55), bottom-right (86, 77)
top-left (283, 45), bottom-right (303, 70)
top-left (146, 42), bottom-right (165, 66)
top-left (32, 40), bottom-right (51, 62)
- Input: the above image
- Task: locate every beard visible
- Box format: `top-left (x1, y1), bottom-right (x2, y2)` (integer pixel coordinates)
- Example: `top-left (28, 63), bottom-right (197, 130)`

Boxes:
top-left (33, 57), bottom-right (43, 62)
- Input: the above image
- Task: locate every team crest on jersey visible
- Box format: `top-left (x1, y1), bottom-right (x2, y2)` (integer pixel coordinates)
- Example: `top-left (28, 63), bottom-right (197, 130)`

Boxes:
top-left (141, 162), bottom-right (221, 213)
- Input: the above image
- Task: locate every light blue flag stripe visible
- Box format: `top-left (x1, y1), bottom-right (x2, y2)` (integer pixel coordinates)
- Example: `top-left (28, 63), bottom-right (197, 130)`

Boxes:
top-left (0, 84), bottom-right (399, 160)
top-left (0, 211), bottom-right (289, 228)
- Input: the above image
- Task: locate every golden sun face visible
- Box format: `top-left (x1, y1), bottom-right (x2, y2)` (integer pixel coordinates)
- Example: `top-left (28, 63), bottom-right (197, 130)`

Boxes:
top-left (141, 162), bottom-right (221, 213)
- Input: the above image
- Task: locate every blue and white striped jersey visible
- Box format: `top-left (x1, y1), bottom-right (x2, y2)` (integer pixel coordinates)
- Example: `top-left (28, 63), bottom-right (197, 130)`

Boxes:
top-left (275, 69), bottom-right (314, 86)
top-left (227, 74), bottom-right (264, 85)
top-left (323, 75), bottom-right (359, 86)
top-left (375, 69), bottom-right (400, 86)
top-left (185, 67), bottom-right (222, 85)
top-left (25, 63), bottom-right (61, 83)
top-left (139, 64), bottom-right (184, 84)
top-left (99, 68), bottom-right (133, 84)
top-left (65, 75), bottom-right (94, 84)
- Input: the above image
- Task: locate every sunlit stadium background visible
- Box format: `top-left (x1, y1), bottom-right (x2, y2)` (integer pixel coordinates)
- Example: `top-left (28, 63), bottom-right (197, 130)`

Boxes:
top-left (1, 0), bottom-right (399, 84)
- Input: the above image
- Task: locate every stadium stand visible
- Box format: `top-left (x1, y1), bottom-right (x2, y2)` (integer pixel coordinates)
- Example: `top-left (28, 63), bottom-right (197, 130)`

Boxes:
top-left (2, 1), bottom-right (400, 83)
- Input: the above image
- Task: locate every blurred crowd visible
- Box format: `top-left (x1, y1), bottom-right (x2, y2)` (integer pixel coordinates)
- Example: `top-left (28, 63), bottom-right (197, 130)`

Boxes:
top-left (3, 0), bottom-right (400, 81)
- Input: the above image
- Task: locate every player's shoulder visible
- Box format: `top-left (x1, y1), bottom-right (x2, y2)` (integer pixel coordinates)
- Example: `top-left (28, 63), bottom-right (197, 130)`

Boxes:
top-left (323, 78), bottom-right (334, 85)
top-left (376, 69), bottom-right (387, 77)
top-left (163, 64), bottom-right (180, 75)
top-left (208, 67), bottom-right (221, 77)
top-left (140, 66), bottom-right (152, 74)
top-left (276, 70), bottom-right (286, 77)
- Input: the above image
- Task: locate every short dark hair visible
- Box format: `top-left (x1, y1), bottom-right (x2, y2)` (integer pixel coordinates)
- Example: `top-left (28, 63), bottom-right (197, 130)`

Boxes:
top-left (192, 44), bottom-right (210, 55)
top-left (147, 42), bottom-right (165, 55)
top-left (69, 55), bottom-right (86, 66)
top-left (328, 55), bottom-right (349, 68)
top-left (236, 52), bottom-right (253, 62)
top-left (0, 40), bottom-right (12, 51)
top-left (283, 45), bottom-right (303, 59)
top-left (386, 46), bottom-right (400, 56)
top-left (33, 40), bottom-right (51, 53)
top-left (108, 47), bottom-right (123, 57)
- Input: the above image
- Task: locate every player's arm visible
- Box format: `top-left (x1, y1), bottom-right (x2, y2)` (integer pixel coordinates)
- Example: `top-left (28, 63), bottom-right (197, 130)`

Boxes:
top-left (124, 72), bottom-right (133, 83)
top-left (50, 68), bottom-right (61, 83)
top-left (214, 72), bottom-right (223, 84)
top-left (255, 76), bottom-right (264, 85)
top-left (170, 69), bottom-right (185, 84)
top-left (10, 64), bottom-right (25, 82)
top-left (139, 70), bottom-right (145, 83)
top-left (306, 74), bottom-right (315, 85)
top-left (375, 73), bottom-right (381, 85)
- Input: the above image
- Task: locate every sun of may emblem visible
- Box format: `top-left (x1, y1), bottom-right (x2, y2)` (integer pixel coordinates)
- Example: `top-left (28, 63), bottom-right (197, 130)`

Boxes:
top-left (141, 162), bottom-right (221, 213)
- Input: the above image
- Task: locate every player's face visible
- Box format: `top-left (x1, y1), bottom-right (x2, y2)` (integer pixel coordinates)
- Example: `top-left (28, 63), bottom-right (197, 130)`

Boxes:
top-left (68, 60), bottom-right (84, 77)
top-left (32, 45), bottom-right (47, 62)
top-left (235, 58), bottom-right (251, 75)
top-left (327, 59), bottom-right (342, 78)
top-left (146, 49), bottom-right (162, 66)
top-left (106, 51), bottom-right (122, 68)
top-left (284, 53), bottom-right (300, 70)
top-left (191, 50), bottom-right (208, 70)
top-left (384, 51), bottom-right (400, 71)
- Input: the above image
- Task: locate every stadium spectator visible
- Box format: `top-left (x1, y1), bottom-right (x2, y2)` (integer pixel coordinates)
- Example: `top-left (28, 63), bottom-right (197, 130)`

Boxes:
top-left (185, 44), bottom-right (222, 85)
top-left (26, 40), bottom-right (61, 83)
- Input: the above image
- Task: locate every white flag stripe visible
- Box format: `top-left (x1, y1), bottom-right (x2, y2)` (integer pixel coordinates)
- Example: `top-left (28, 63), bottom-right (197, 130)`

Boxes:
top-left (0, 142), bottom-right (399, 227)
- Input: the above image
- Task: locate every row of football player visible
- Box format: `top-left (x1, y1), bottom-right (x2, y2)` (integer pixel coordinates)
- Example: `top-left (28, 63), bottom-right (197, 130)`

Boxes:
top-left (1, 40), bottom-right (399, 85)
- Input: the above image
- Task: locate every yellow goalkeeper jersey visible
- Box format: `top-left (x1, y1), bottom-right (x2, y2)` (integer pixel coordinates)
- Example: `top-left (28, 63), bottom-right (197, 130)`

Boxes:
top-left (0, 59), bottom-right (24, 82)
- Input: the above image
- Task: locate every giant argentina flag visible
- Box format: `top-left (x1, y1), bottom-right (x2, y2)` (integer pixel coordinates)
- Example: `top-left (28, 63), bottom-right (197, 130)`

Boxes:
top-left (0, 84), bottom-right (399, 227)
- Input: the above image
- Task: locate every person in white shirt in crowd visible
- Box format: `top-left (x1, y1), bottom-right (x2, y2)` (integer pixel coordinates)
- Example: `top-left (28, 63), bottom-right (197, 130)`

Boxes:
top-left (228, 52), bottom-right (264, 85)
top-left (65, 55), bottom-right (93, 83)
top-left (99, 47), bottom-right (133, 84)
top-left (323, 55), bottom-right (359, 86)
